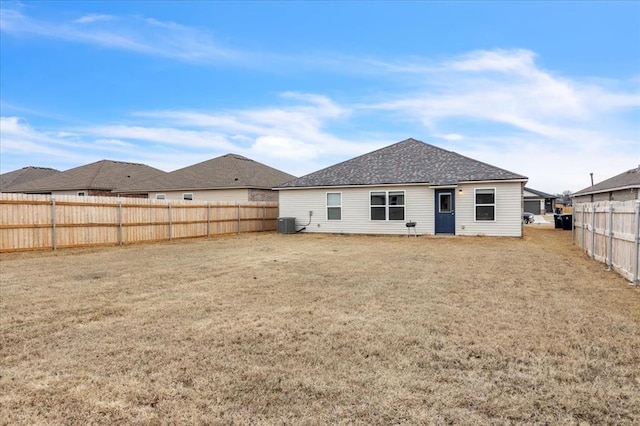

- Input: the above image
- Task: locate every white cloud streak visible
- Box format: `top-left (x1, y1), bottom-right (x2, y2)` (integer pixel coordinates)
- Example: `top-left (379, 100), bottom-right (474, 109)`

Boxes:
top-left (0, 8), bottom-right (236, 63)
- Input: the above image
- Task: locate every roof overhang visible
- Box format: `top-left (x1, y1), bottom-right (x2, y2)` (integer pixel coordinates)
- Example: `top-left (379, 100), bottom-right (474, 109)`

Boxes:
top-left (571, 185), bottom-right (640, 197)
top-left (276, 178), bottom-right (527, 191)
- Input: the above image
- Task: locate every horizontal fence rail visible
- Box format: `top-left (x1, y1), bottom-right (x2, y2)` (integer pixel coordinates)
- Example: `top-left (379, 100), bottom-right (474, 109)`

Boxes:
top-left (573, 200), bottom-right (640, 285)
top-left (0, 193), bottom-right (279, 253)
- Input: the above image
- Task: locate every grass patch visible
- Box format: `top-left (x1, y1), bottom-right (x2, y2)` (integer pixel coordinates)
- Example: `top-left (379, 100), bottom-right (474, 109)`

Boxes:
top-left (1, 227), bottom-right (639, 424)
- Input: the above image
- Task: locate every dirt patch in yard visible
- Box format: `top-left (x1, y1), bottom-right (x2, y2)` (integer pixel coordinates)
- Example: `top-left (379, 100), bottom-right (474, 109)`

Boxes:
top-left (1, 227), bottom-right (639, 424)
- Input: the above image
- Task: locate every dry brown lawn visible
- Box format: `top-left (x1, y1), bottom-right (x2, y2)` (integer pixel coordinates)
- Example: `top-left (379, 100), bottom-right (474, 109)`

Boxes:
top-left (1, 227), bottom-right (639, 425)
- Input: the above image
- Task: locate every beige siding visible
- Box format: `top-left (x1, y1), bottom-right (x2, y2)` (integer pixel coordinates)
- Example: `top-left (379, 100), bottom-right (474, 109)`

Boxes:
top-left (280, 182), bottom-right (523, 237)
top-left (456, 182), bottom-right (523, 237)
top-left (52, 190), bottom-right (89, 196)
top-left (279, 186), bottom-right (434, 235)
top-left (149, 189), bottom-right (249, 202)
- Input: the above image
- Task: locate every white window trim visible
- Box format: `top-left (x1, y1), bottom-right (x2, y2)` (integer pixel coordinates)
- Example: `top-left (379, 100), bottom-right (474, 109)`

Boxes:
top-left (183, 193), bottom-right (193, 201)
top-left (438, 192), bottom-right (452, 213)
top-left (474, 187), bottom-right (496, 222)
top-left (155, 194), bottom-right (166, 200)
top-left (326, 192), bottom-right (342, 221)
top-left (369, 190), bottom-right (406, 221)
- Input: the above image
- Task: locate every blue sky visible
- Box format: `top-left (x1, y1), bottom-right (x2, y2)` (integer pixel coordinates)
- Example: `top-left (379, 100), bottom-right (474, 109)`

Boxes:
top-left (1, 1), bottom-right (639, 194)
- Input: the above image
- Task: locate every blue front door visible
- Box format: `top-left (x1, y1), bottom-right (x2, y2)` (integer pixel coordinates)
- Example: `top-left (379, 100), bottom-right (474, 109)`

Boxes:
top-left (435, 189), bottom-right (455, 234)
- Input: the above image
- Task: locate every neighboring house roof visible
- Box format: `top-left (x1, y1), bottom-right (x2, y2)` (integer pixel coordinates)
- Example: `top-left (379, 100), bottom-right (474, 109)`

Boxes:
top-left (4, 160), bottom-right (166, 193)
top-left (572, 166), bottom-right (640, 197)
top-left (277, 138), bottom-right (527, 188)
top-left (1, 166), bottom-right (60, 191)
top-left (524, 187), bottom-right (556, 198)
top-left (116, 154), bottom-right (296, 192)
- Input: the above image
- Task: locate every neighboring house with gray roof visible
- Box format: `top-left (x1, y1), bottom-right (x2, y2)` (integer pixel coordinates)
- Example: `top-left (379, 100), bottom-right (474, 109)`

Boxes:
top-left (1, 166), bottom-right (60, 191)
top-left (572, 166), bottom-right (640, 203)
top-left (523, 187), bottom-right (556, 215)
top-left (4, 160), bottom-right (166, 197)
top-left (115, 154), bottom-right (296, 202)
top-left (275, 138), bottom-right (528, 236)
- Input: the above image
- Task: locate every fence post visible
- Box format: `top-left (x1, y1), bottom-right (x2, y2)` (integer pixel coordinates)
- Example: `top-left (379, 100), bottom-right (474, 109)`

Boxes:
top-left (606, 202), bottom-right (613, 270)
top-left (633, 201), bottom-right (640, 287)
top-left (580, 204), bottom-right (587, 251)
top-left (168, 202), bottom-right (172, 241)
top-left (237, 202), bottom-right (241, 234)
top-left (118, 201), bottom-right (123, 246)
top-left (590, 204), bottom-right (596, 259)
top-left (207, 202), bottom-right (211, 238)
top-left (51, 198), bottom-right (57, 251)
top-left (263, 205), bottom-right (266, 231)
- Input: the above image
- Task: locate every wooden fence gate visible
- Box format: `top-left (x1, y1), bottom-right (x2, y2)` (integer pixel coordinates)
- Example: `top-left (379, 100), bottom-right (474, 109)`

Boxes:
top-left (573, 200), bottom-right (640, 285)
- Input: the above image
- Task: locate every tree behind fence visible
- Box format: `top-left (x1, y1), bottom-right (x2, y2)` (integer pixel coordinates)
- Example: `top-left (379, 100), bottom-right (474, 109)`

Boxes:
top-left (0, 193), bottom-right (279, 252)
top-left (573, 200), bottom-right (640, 285)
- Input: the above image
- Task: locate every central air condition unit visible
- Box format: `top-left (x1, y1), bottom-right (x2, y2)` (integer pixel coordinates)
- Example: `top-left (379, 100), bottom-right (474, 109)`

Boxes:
top-left (277, 217), bottom-right (297, 234)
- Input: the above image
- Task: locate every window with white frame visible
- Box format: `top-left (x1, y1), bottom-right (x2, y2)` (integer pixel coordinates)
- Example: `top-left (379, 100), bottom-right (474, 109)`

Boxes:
top-left (155, 194), bottom-right (166, 200)
top-left (475, 188), bottom-right (495, 221)
top-left (183, 193), bottom-right (193, 201)
top-left (77, 191), bottom-right (86, 197)
top-left (326, 192), bottom-right (342, 220)
top-left (370, 190), bottom-right (405, 221)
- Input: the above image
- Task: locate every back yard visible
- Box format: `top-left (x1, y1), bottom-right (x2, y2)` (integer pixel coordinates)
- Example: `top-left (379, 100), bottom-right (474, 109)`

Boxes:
top-left (1, 227), bottom-right (639, 424)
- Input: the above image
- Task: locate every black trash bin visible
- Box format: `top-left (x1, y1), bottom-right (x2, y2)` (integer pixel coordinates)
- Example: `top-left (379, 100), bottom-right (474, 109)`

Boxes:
top-left (560, 214), bottom-right (573, 230)
top-left (554, 214), bottom-right (563, 229)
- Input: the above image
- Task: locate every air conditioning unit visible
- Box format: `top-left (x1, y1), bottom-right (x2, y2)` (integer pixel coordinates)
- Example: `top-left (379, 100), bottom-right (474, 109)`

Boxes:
top-left (277, 217), bottom-right (297, 234)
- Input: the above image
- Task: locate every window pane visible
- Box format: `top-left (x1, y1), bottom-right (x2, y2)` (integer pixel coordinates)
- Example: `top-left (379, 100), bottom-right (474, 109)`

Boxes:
top-left (439, 194), bottom-right (451, 212)
top-left (371, 192), bottom-right (386, 205)
top-left (327, 193), bottom-right (341, 206)
top-left (476, 206), bottom-right (495, 221)
top-left (389, 191), bottom-right (404, 206)
top-left (371, 207), bottom-right (386, 220)
top-left (328, 207), bottom-right (341, 220)
top-left (389, 207), bottom-right (405, 221)
top-left (476, 189), bottom-right (495, 204)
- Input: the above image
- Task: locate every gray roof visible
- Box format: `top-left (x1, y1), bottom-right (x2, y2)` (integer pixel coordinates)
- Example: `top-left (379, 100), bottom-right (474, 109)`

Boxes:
top-left (572, 165), bottom-right (640, 196)
top-left (524, 187), bottom-right (556, 199)
top-left (277, 138), bottom-right (527, 188)
top-left (1, 166), bottom-right (60, 191)
top-left (5, 160), bottom-right (166, 193)
top-left (117, 154), bottom-right (296, 192)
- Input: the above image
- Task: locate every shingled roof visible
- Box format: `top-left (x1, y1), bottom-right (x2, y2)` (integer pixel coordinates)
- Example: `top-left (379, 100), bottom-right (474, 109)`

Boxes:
top-left (572, 165), bottom-right (640, 197)
top-left (4, 160), bottom-right (166, 193)
top-left (277, 138), bottom-right (527, 188)
top-left (117, 154), bottom-right (296, 192)
top-left (1, 166), bottom-right (60, 191)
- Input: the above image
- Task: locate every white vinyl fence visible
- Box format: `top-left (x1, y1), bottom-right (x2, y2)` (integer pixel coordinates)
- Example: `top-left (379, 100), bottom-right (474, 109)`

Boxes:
top-left (573, 201), bottom-right (640, 285)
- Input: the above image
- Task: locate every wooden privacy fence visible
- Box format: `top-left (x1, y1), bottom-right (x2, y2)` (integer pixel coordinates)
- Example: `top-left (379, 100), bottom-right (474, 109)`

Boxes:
top-left (573, 200), bottom-right (640, 285)
top-left (0, 193), bottom-right (279, 253)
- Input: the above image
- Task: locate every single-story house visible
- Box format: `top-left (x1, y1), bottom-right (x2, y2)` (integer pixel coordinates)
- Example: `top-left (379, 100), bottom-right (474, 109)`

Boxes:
top-left (3, 160), bottom-right (166, 197)
top-left (572, 165), bottom-right (640, 204)
top-left (275, 138), bottom-right (528, 237)
top-left (523, 187), bottom-right (556, 215)
top-left (0, 166), bottom-right (60, 192)
top-left (115, 154), bottom-right (296, 202)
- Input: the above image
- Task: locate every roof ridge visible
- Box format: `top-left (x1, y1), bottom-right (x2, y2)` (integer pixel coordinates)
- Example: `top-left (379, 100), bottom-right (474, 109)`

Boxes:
top-left (87, 160), bottom-right (108, 188)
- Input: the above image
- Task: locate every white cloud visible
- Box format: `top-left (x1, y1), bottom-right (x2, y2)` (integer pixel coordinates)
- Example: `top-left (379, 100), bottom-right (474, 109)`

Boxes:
top-left (0, 8), bottom-right (235, 63)
top-left (1, 48), bottom-right (637, 193)
top-left (74, 14), bottom-right (114, 24)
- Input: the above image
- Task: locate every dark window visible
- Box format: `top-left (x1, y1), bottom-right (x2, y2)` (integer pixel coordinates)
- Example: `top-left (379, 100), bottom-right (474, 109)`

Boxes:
top-left (475, 189), bottom-right (495, 221)
top-left (370, 190), bottom-right (405, 221)
top-left (327, 192), bottom-right (342, 220)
